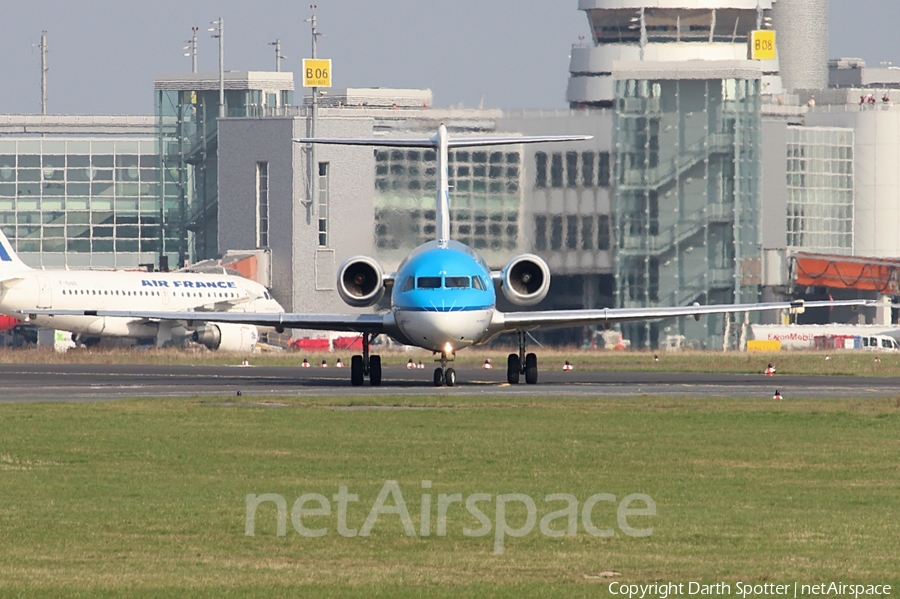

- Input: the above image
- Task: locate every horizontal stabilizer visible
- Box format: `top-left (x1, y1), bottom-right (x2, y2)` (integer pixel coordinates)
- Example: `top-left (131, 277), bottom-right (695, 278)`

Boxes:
top-left (292, 134), bottom-right (592, 149)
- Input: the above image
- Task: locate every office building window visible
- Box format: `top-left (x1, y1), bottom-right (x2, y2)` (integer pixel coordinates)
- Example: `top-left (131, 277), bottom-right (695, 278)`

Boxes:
top-left (598, 152), bottom-right (611, 187)
top-left (550, 215), bottom-right (563, 250)
top-left (534, 152), bottom-right (547, 188)
top-left (550, 153), bottom-right (563, 188)
top-left (256, 162), bottom-right (269, 247)
top-left (534, 215), bottom-right (547, 251)
top-left (598, 214), bottom-right (611, 250)
top-left (566, 152), bottom-right (578, 188)
top-left (318, 162), bottom-right (329, 247)
top-left (581, 215), bottom-right (594, 250)
top-left (582, 152), bottom-right (595, 188)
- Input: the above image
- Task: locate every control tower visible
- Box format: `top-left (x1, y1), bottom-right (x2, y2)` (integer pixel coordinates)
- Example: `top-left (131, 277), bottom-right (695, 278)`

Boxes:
top-left (567, 0), bottom-right (783, 107)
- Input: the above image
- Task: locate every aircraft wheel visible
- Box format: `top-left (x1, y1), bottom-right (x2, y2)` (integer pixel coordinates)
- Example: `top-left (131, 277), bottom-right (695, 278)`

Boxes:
top-left (433, 367), bottom-right (445, 387)
top-left (507, 353), bottom-right (520, 384)
top-left (445, 368), bottom-right (457, 387)
top-left (525, 352), bottom-right (538, 385)
top-left (369, 355), bottom-right (382, 386)
top-left (350, 355), bottom-right (364, 386)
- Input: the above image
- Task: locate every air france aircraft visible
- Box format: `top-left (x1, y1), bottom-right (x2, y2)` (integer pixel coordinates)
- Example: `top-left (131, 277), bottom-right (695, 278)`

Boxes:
top-left (0, 231), bottom-right (283, 351)
top-left (25, 125), bottom-right (869, 385)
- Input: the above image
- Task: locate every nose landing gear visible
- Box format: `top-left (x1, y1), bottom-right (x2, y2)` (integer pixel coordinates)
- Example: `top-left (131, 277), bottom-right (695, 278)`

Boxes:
top-left (507, 330), bottom-right (538, 385)
top-left (350, 332), bottom-right (382, 386)
top-left (433, 350), bottom-right (457, 387)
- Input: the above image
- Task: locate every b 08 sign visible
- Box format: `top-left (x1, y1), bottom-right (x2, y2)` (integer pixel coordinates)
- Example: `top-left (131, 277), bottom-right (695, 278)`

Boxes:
top-left (750, 30), bottom-right (776, 60)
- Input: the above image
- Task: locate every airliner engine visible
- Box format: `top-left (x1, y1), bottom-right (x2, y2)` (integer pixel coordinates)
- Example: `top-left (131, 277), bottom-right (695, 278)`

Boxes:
top-left (500, 254), bottom-right (551, 306)
top-left (192, 323), bottom-right (259, 352)
top-left (337, 256), bottom-right (385, 308)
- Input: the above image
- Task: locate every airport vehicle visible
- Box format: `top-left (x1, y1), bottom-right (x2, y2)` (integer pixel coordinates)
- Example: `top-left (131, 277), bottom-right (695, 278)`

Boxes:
top-left (750, 324), bottom-right (900, 351)
top-left (23, 126), bottom-right (871, 385)
top-left (0, 232), bottom-right (283, 351)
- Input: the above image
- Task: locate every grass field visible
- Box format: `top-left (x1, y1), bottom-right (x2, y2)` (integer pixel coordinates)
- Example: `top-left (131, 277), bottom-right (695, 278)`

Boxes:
top-left (1, 392), bottom-right (898, 597)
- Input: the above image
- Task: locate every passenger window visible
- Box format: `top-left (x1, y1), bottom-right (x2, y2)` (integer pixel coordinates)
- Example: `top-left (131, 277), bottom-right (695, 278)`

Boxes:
top-left (473, 276), bottom-right (486, 291)
top-left (417, 277), bottom-right (442, 289)
top-left (882, 338), bottom-right (892, 349)
top-left (445, 276), bottom-right (470, 289)
top-left (402, 277), bottom-right (414, 292)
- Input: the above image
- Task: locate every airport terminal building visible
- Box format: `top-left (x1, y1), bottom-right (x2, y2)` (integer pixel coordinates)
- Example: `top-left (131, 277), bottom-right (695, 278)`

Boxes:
top-left (3, 0), bottom-right (900, 349)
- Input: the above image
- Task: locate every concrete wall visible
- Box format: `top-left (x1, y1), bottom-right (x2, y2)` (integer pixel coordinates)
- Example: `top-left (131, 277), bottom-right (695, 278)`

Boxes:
top-left (760, 119), bottom-right (788, 250)
top-left (218, 115), bottom-right (376, 315)
top-left (290, 116), bottom-right (376, 314)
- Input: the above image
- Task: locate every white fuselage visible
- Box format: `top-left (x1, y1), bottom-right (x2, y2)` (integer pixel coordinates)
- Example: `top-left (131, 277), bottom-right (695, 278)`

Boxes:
top-left (0, 268), bottom-right (282, 339)
top-left (394, 308), bottom-right (495, 352)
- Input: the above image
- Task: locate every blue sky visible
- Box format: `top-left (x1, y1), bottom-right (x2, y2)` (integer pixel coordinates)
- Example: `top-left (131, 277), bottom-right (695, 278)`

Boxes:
top-left (1, 0), bottom-right (897, 115)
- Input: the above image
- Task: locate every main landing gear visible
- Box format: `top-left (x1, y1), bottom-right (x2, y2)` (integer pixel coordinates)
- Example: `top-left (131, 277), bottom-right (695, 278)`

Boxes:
top-left (507, 330), bottom-right (538, 385)
top-left (350, 332), bottom-right (382, 387)
top-left (433, 349), bottom-right (457, 387)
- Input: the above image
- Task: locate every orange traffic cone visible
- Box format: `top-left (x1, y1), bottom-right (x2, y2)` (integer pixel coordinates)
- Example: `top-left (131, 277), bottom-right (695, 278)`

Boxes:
top-left (335, 358), bottom-right (344, 368)
top-left (563, 360), bottom-right (574, 372)
top-left (483, 358), bottom-right (493, 369)
top-left (765, 363), bottom-right (776, 376)
top-left (773, 389), bottom-right (783, 400)
top-left (301, 358), bottom-right (310, 368)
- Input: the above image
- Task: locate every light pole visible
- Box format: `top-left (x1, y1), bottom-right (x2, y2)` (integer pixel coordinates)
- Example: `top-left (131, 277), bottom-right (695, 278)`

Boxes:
top-left (183, 26), bottom-right (198, 73)
top-left (209, 18), bottom-right (224, 118)
top-left (268, 38), bottom-right (287, 72)
top-left (305, 5), bottom-right (323, 213)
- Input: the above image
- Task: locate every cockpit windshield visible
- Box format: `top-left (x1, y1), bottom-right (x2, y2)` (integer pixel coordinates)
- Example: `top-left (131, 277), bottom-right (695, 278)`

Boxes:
top-left (416, 277), bottom-right (442, 289)
top-left (445, 276), bottom-right (470, 289)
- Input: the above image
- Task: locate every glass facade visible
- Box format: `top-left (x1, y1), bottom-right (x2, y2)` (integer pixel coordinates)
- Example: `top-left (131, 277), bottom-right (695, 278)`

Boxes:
top-left (156, 78), bottom-right (294, 262)
top-left (374, 147), bottom-right (524, 265)
top-left (613, 76), bottom-right (762, 349)
top-left (156, 89), bottom-right (218, 263)
top-left (0, 137), bottom-right (168, 268)
top-left (786, 126), bottom-right (853, 255)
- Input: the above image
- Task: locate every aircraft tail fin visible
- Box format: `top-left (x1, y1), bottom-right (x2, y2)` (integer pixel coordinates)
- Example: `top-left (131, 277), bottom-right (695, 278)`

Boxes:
top-left (294, 125), bottom-right (592, 243)
top-left (0, 228), bottom-right (32, 271)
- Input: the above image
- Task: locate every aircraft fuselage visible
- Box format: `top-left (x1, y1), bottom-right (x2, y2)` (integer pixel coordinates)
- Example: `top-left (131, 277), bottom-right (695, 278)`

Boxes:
top-left (390, 240), bottom-right (496, 353)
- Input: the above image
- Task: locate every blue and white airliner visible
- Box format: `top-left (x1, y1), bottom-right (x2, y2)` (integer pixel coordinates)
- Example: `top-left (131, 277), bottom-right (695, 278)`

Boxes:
top-left (24, 125), bottom-right (869, 386)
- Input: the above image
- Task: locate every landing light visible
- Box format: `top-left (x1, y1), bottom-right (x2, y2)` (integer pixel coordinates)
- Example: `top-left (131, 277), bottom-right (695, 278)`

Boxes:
top-left (444, 342), bottom-right (453, 354)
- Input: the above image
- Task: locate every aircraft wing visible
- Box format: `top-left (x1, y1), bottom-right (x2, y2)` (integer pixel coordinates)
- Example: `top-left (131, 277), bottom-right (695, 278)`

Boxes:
top-left (20, 309), bottom-right (388, 334)
top-left (497, 299), bottom-right (872, 332)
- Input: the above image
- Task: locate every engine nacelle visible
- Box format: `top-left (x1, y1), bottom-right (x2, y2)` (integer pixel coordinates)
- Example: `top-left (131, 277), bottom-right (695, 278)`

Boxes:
top-left (337, 256), bottom-right (385, 308)
top-left (191, 323), bottom-right (259, 352)
top-left (501, 254), bottom-right (551, 306)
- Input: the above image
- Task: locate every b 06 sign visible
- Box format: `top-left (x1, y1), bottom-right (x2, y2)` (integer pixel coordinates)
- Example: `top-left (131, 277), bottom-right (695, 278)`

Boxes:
top-left (303, 59), bottom-right (332, 87)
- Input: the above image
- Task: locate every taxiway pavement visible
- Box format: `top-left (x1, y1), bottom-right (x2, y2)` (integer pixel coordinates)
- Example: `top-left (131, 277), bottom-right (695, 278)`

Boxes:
top-left (0, 363), bottom-right (895, 402)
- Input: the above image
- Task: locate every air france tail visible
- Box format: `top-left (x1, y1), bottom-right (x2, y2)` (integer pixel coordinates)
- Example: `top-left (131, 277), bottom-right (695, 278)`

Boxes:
top-left (0, 228), bottom-right (32, 273)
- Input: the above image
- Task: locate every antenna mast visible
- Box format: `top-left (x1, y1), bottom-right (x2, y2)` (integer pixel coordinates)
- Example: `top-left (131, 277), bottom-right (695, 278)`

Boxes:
top-left (40, 31), bottom-right (48, 115)
top-left (269, 38), bottom-right (286, 72)
top-left (184, 26), bottom-right (198, 73)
